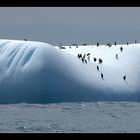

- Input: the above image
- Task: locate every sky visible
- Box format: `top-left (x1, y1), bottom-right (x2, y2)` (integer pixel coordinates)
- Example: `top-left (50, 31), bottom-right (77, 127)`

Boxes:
top-left (0, 7), bottom-right (140, 45)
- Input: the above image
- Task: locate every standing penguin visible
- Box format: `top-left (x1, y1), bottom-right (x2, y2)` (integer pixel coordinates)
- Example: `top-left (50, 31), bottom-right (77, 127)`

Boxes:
top-left (101, 73), bottom-right (104, 80)
top-left (97, 42), bottom-right (99, 47)
top-left (81, 58), bottom-right (84, 63)
top-left (94, 57), bottom-right (97, 62)
top-left (87, 53), bottom-right (90, 61)
top-left (116, 53), bottom-right (119, 59)
top-left (85, 59), bottom-right (87, 64)
top-left (97, 65), bottom-right (99, 71)
top-left (99, 58), bottom-right (103, 64)
top-left (123, 75), bottom-right (126, 81)
top-left (120, 47), bottom-right (123, 52)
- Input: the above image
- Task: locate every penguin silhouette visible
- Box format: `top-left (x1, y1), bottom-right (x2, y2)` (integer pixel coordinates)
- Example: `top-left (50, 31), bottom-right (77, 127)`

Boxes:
top-left (101, 73), bottom-right (104, 80)
top-left (123, 75), bottom-right (126, 81)
top-left (97, 65), bottom-right (99, 71)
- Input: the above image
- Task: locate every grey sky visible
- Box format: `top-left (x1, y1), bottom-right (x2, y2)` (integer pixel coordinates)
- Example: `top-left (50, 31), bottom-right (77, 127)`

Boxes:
top-left (0, 7), bottom-right (140, 45)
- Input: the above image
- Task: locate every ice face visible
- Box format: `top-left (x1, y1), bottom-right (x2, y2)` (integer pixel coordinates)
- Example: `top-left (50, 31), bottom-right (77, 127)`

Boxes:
top-left (0, 39), bottom-right (140, 103)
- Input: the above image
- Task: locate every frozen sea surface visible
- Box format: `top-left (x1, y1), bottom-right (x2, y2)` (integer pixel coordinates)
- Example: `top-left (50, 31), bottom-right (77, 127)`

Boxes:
top-left (0, 101), bottom-right (140, 133)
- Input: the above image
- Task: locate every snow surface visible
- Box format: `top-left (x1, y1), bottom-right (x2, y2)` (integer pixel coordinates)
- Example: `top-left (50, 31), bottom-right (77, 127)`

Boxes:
top-left (0, 39), bottom-right (140, 103)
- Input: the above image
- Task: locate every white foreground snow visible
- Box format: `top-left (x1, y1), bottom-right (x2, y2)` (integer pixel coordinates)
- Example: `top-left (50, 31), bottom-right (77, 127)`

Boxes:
top-left (0, 39), bottom-right (140, 103)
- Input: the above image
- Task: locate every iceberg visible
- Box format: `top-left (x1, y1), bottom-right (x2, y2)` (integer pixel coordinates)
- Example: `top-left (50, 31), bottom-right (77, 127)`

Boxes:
top-left (0, 39), bottom-right (140, 103)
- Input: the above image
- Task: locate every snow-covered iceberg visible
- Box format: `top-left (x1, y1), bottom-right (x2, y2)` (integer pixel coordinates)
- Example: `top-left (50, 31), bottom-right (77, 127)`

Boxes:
top-left (0, 39), bottom-right (140, 103)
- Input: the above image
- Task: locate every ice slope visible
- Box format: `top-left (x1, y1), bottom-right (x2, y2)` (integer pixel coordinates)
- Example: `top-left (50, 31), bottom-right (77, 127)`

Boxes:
top-left (0, 39), bottom-right (139, 103)
top-left (56, 44), bottom-right (140, 101)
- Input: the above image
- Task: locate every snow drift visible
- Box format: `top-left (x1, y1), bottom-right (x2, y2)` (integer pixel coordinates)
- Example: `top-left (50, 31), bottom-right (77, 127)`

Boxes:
top-left (0, 39), bottom-right (140, 103)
